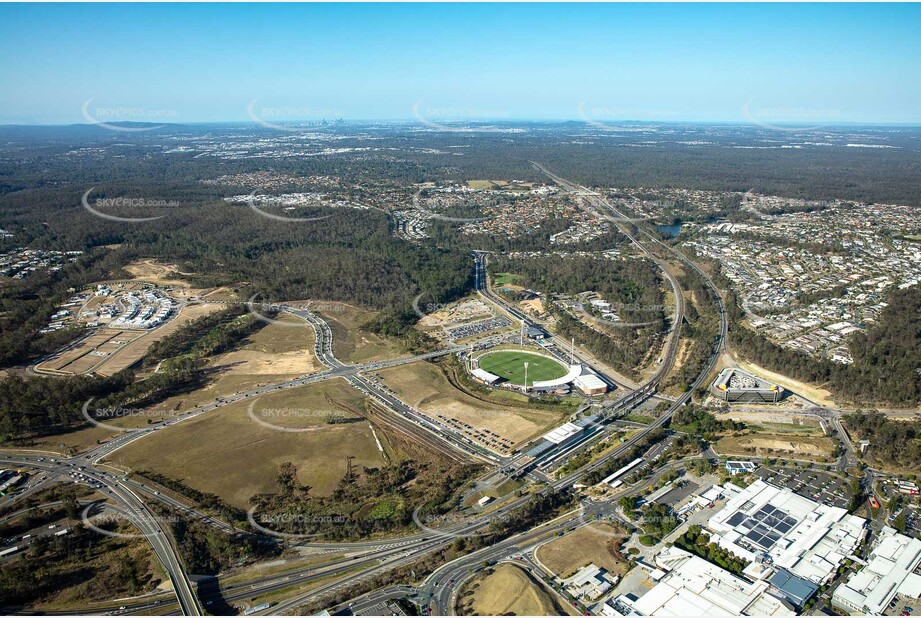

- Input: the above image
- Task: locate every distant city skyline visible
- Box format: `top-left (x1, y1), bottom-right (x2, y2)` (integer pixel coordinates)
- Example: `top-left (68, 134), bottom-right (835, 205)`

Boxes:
top-left (1, 3), bottom-right (920, 125)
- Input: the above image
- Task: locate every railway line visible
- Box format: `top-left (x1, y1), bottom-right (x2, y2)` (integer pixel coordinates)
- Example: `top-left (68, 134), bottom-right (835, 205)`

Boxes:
top-left (2, 165), bottom-right (729, 616)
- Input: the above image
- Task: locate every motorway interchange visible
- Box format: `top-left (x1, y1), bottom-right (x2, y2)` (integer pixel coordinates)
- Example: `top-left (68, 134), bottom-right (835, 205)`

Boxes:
top-left (0, 164), bottom-right (765, 617)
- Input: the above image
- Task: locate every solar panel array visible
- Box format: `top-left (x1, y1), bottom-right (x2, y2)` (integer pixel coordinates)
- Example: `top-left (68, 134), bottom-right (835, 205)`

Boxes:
top-left (729, 503), bottom-right (798, 551)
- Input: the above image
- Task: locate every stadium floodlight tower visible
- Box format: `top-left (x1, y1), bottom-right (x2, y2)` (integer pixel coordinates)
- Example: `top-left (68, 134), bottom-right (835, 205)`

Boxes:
top-left (523, 361), bottom-right (529, 392)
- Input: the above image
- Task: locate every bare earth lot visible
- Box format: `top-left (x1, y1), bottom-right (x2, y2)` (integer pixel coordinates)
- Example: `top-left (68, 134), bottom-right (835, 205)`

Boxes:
top-left (106, 379), bottom-right (388, 509)
top-left (35, 300), bottom-right (223, 377)
top-left (27, 315), bottom-right (323, 456)
top-left (377, 361), bottom-right (564, 451)
top-left (308, 301), bottom-right (405, 364)
top-left (536, 524), bottom-right (628, 578)
top-left (457, 563), bottom-right (575, 616)
top-left (716, 433), bottom-right (836, 461)
top-left (122, 259), bottom-right (194, 287)
top-left (200, 312), bottom-right (322, 386)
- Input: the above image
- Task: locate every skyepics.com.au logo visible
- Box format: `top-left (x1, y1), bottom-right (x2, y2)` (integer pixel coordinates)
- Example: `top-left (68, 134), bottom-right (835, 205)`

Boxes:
top-left (575, 506), bottom-right (634, 541)
top-left (81, 398), bottom-right (181, 433)
top-left (81, 188), bottom-right (180, 223)
top-left (247, 399), bottom-right (349, 433)
top-left (577, 101), bottom-right (677, 131)
top-left (742, 98), bottom-right (842, 132)
top-left (81, 98), bottom-right (178, 132)
top-left (411, 292), bottom-right (448, 320)
top-left (81, 504), bottom-right (179, 540)
top-left (247, 98), bottom-right (345, 132)
top-left (411, 507), bottom-right (510, 540)
top-left (245, 294), bottom-right (293, 328)
top-left (246, 294), bottom-right (338, 332)
top-left (247, 506), bottom-right (347, 539)
top-left (244, 189), bottom-right (335, 223)
top-left (412, 99), bottom-right (514, 133)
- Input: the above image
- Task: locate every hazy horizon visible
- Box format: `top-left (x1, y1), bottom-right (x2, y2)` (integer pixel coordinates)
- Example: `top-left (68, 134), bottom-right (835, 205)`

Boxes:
top-left (2, 3), bottom-right (920, 126)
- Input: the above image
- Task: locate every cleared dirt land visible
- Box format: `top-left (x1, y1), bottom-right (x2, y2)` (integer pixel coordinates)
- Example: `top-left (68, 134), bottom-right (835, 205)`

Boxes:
top-left (199, 312), bottom-right (322, 386)
top-left (377, 362), bottom-right (564, 451)
top-left (143, 312), bottom-right (322, 410)
top-left (716, 433), bottom-right (836, 461)
top-left (107, 379), bottom-right (388, 509)
top-left (734, 357), bottom-right (838, 407)
top-left (35, 302), bottom-right (223, 377)
top-left (37, 329), bottom-right (143, 375)
top-left (309, 301), bottom-right (405, 364)
top-left (536, 524), bottom-right (628, 578)
top-left (457, 563), bottom-right (574, 616)
top-left (122, 259), bottom-right (194, 287)
top-left (714, 411), bottom-right (825, 435)
top-left (27, 311), bottom-right (324, 456)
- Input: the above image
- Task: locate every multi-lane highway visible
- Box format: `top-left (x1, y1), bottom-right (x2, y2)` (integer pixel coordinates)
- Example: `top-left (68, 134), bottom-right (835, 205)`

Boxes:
top-left (260, 162), bottom-right (731, 616)
top-left (2, 164), bottom-right (733, 616)
top-left (0, 454), bottom-right (203, 616)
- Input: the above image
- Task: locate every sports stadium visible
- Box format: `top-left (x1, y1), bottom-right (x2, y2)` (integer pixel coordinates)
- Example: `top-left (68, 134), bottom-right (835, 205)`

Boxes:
top-left (469, 348), bottom-right (607, 395)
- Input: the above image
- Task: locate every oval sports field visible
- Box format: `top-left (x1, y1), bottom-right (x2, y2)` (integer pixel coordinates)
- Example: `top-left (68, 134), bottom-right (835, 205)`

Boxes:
top-left (476, 350), bottom-right (568, 385)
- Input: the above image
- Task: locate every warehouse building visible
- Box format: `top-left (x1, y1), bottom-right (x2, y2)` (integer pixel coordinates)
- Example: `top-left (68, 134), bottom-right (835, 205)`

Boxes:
top-left (574, 370), bottom-right (608, 395)
top-left (832, 526), bottom-right (921, 615)
top-left (626, 546), bottom-right (795, 616)
top-left (707, 479), bottom-right (867, 586)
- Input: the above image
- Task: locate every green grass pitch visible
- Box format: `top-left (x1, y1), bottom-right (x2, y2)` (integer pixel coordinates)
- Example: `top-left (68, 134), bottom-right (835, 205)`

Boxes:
top-left (477, 350), bottom-right (568, 386)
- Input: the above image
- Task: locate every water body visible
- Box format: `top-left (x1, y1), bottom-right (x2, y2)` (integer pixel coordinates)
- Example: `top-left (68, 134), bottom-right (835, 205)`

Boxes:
top-left (657, 223), bottom-right (683, 238)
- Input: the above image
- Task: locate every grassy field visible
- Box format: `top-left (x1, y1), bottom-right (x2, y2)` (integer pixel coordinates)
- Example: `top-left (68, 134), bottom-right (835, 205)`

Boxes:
top-left (492, 272), bottom-right (521, 287)
top-left (34, 302), bottom-right (224, 377)
top-left (378, 361), bottom-right (565, 450)
top-left (466, 180), bottom-right (534, 192)
top-left (536, 524), bottom-right (628, 578)
top-left (477, 350), bottom-right (568, 385)
top-left (107, 379), bottom-right (388, 508)
top-left (457, 563), bottom-right (575, 616)
top-left (26, 314), bottom-right (323, 455)
top-left (714, 412), bottom-right (824, 436)
top-left (716, 432), bottom-right (836, 462)
top-left (624, 413), bottom-right (655, 424)
top-left (309, 301), bottom-right (405, 364)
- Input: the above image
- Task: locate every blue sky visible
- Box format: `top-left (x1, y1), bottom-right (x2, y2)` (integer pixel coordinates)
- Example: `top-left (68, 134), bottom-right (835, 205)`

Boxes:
top-left (1, 3), bottom-right (919, 125)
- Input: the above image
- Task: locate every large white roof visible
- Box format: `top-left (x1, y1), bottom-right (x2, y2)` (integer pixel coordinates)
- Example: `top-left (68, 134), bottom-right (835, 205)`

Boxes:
top-left (543, 422), bottom-right (583, 444)
top-left (707, 479), bottom-right (866, 585)
top-left (533, 364), bottom-right (582, 388)
top-left (833, 527), bottom-right (921, 615)
top-left (471, 367), bottom-right (500, 383)
top-left (630, 547), bottom-right (794, 616)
